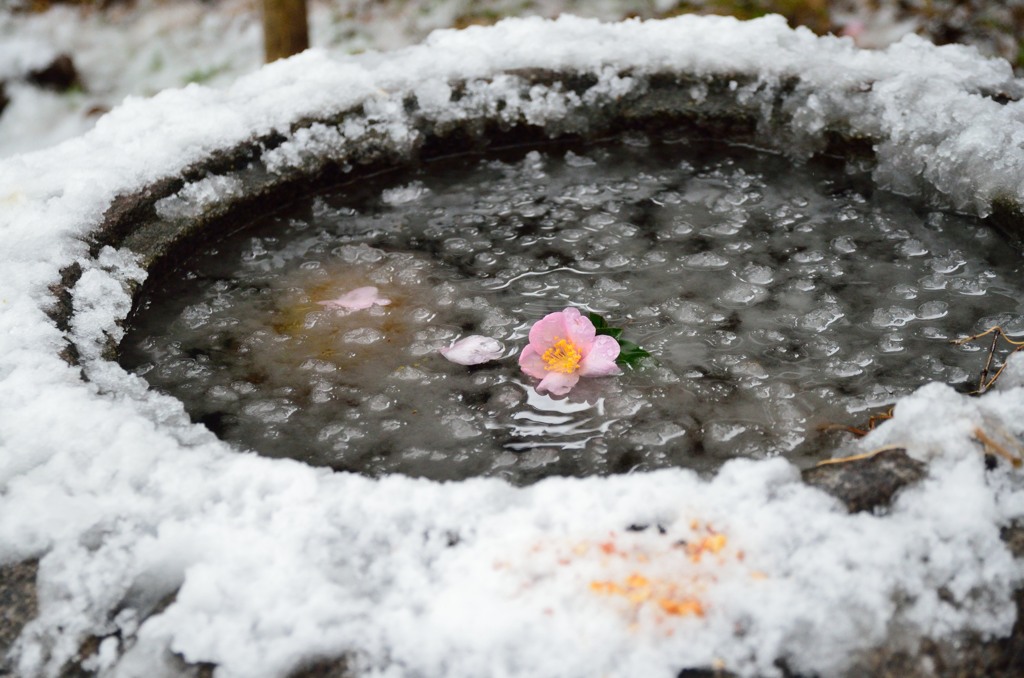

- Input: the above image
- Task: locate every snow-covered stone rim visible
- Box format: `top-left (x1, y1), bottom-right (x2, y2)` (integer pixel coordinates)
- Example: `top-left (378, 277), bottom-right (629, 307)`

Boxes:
top-left (5, 14), bottom-right (1024, 678)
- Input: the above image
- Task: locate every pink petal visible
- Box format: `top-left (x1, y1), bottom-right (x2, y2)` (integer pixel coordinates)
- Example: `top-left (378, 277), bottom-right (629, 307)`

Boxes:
top-left (559, 307), bottom-right (596, 351)
top-left (440, 336), bottom-right (504, 365)
top-left (318, 286), bottom-right (391, 311)
top-left (528, 310), bottom-right (570, 352)
top-left (518, 345), bottom-right (548, 379)
top-left (537, 371), bottom-right (580, 396)
top-left (579, 335), bottom-right (622, 377)
top-left (527, 307), bottom-right (597, 354)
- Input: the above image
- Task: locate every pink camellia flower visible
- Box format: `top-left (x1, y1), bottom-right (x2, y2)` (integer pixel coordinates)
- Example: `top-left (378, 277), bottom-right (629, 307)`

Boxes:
top-left (518, 307), bottom-right (621, 396)
top-left (318, 286), bottom-right (391, 311)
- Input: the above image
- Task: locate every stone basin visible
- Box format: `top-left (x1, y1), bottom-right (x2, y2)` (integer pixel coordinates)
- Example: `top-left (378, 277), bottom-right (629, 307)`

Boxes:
top-left (4, 14), bottom-right (1024, 678)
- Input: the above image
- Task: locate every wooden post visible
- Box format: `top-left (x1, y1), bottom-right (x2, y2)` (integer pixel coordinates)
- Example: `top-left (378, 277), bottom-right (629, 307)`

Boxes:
top-left (263, 0), bottom-right (310, 63)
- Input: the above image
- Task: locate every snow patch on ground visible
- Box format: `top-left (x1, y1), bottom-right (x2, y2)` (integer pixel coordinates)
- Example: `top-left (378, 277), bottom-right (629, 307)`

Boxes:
top-left (1, 14), bottom-right (1024, 678)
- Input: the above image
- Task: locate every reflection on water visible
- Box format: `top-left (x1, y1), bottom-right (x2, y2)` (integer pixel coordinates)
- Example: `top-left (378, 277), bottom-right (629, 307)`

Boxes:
top-left (503, 382), bottom-right (612, 452)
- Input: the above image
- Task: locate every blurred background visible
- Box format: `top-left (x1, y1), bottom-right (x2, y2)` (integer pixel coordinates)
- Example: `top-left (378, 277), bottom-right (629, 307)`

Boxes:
top-left (1, 0), bottom-right (1022, 158)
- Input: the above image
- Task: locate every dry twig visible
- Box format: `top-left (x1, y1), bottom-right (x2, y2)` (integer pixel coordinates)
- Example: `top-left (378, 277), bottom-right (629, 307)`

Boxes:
top-left (819, 408), bottom-right (894, 438)
top-left (973, 426), bottom-right (1024, 468)
top-left (814, 443), bottom-right (908, 467)
top-left (952, 325), bottom-right (1024, 394)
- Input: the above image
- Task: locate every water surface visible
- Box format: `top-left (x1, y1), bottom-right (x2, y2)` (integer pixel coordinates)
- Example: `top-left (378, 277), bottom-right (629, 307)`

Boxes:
top-left (121, 135), bottom-right (1024, 483)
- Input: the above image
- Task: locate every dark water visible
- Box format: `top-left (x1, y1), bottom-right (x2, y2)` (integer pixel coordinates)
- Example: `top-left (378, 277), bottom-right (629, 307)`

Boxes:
top-left (120, 135), bottom-right (1024, 484)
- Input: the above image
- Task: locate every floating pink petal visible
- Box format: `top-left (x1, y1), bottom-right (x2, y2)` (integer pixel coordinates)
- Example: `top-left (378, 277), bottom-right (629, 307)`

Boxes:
top-left (317, 286), bottom-right (391, 311)
top-left (440, 335), bottom-right (504, 365)
top-left (518, 307), bottom-right (621, 396)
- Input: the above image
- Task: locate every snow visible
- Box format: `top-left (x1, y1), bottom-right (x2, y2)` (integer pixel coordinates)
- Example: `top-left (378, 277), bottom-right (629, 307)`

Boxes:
top-left (0, 34), bottom-right (56, 81)
top-left (0, 0), bottom-right (663, 159)
top-left (2, 12), bottom-right (1024, 678)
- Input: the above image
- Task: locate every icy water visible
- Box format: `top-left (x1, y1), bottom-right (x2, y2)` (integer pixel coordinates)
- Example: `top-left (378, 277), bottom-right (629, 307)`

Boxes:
top-left (121, 135), bottom-right (1024, 483)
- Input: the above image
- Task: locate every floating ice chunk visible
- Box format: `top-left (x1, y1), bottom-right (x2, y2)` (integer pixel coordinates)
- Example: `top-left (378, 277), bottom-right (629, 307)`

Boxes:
top-left (318, 286), bottom-right (391, 311)
top-left (720, 282), bottom-right (768, 307)
top-left (878, 333), bottom-right (905, 353)
top-left (603, 253), bottom-right (632, 268)
top-left (831, 236), bottom-right (857, 254)
top-left (730, 360), bottom-right (769, 380)
top-left (890, 284), bottom-right (918, 300)
top-left (703, 221), bottom-right (743, 237)
top-left (929, 252), bottom-right (966, 274)
top-left (241, 399), bottom-right (297, 423)
top-left (681, 252), bottom-right (730, 271)
top-left (564, 151), bottom-right (596, 167)
top-left (667, 300), bottom-right (711, 325)
top-left (917, 300), bottom-right (949, 320)
top-left (381, 181), bottom-right (429, 206)
top-left (343, 328), bottom-right (385, 345)
top-left (897, 239), bottom-right (928, 257)
top-left (738, 263), bottom-right (774, 285)
top-left (793, 250), bottom-right (825, 264)
top-left (440, 336), bottom-right (505, 365)
top-left (800, 305), bottom-right (845, 333)
top-left (827, 359), bottom-right (864, 378)
top-left (335, 244), bottom-right (386, 265)
top-left (441, 411), bottom-right (483, 439)
top-left (871, 305), bottom-right (916, 328)
top-left (919, 326), bottom-right (951, 340)
top-left (948, 277), bottom-right (989, 296)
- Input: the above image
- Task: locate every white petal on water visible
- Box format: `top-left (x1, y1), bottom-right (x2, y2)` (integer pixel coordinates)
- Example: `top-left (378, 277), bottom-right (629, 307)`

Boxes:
top-left (317, 286), bottom-right (391, 311)
top-left (439, 335), bottom-right (505, 365)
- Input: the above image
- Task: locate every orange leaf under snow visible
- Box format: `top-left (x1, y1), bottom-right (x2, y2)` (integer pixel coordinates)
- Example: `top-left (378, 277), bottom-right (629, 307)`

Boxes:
top-left (579, 526), bottom-right (744, 622)
top-left (658, 598), bottom-right (705, 617)
top-left (705, 534), bottom-right (727, 553)
top-left (629, 589), bottom-right (652, 603)
top-left (590, 581), bottom-right (623, 595)
top-left (626, 574), bottom-right (652, 603)
top-left (686, 534), bottom-right (728, 562)
top-left (626, 574), bottom-right (650, 588)
top-left (591, 572), bottom-right (705, 616)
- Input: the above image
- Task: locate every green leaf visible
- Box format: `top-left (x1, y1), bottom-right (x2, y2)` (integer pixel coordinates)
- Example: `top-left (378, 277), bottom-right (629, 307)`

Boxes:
top-left (616, 339), bottom-right (652, 367)
top-left (587, 312), bottom-right (608, 329)
top-left (587, 312), bottom-right (650, 365)
top-left (617, 340), bottom-right (645, 354)
top-left (588, 312), bottom-right (624, 339)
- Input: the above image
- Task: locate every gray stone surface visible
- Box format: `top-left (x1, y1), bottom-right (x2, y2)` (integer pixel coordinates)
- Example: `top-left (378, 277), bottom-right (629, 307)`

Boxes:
top-left (802, 448), bottom-right (928, 514)
top-left (0, 559), bottom-right (38, 673)
top-left (26, 54), bottom-right (80, 92)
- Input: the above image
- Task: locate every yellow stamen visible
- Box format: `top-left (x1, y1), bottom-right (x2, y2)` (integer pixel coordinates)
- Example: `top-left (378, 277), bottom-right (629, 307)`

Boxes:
top-left (542, 338), bottom-right (582, 374)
